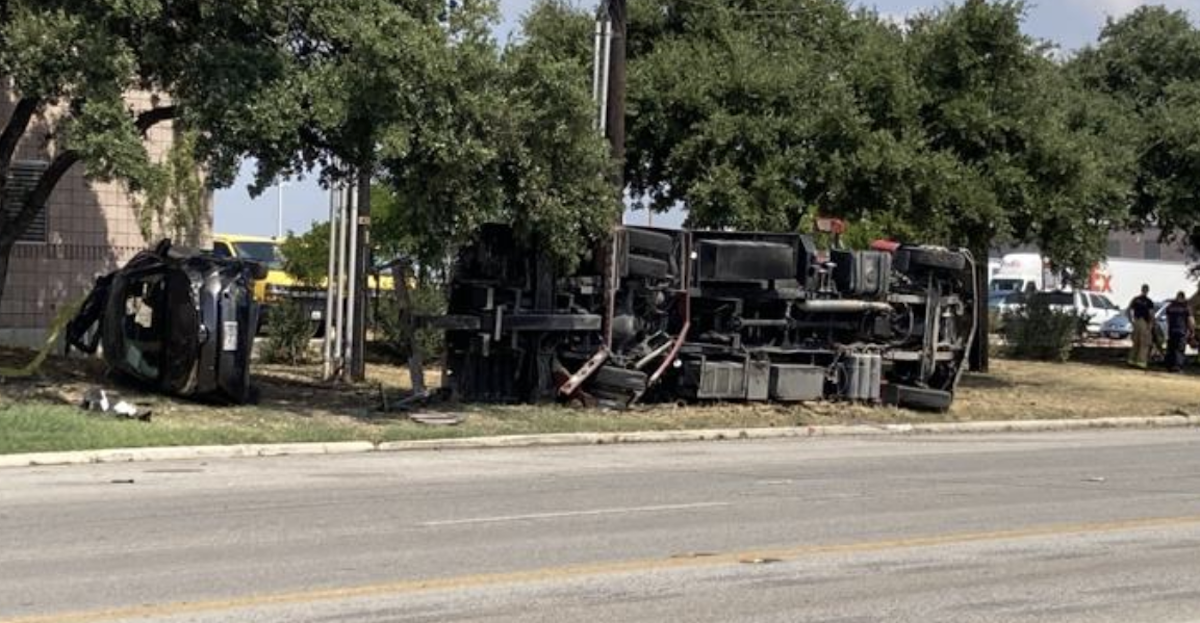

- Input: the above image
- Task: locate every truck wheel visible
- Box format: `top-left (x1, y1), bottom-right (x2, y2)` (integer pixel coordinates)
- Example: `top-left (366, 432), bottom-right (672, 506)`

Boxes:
top-left (588, 366), bottom-right (649, 393)
top-left (904, 248), bottom-right (967, 272)
top-left (882, 385), bottom-right (954, 412)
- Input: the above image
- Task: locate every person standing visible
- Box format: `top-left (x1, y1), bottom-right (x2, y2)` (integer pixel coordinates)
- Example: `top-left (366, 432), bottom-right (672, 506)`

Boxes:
top-left (1128, 284), bottom-right (1155, 369)
top-left (1164, 291), bottom-right (1195, 373)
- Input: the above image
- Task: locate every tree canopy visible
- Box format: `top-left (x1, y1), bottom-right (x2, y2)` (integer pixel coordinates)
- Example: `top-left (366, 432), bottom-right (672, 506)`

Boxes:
top-left (1071, 6), bottom-right (1200, 252)
top-left (5, 0), bottom-right (1200, 305)
top-left (0, 0), bottom-right (616, 309)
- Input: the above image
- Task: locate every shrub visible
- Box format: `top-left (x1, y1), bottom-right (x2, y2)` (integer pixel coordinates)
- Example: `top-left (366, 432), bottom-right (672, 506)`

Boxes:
top-left (260, 300), bottom-right (314, 365)
top-left (1002, 296), bottom-right (1086, 362)
top-left (374, 282), bottom-right (446, 362)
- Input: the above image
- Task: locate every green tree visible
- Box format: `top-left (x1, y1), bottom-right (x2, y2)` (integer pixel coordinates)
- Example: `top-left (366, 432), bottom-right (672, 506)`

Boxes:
top-left (1070, 6), bottom-right (1200, 252)
top-left (279, 222), bottom-right (330, 287)
top-left (0, 0), bottom-right (184, 304)
top-left (372, 1), bottom-right (615, 271)
top-left (903, 0), bottom-right (1127, 273)
top-left (626, 0), bottom-right (909, 230)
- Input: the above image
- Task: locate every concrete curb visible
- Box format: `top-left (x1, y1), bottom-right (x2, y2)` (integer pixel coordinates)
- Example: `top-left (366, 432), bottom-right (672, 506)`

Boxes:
top-left (3, 415), bottom-right (1199, 469)
top-left (0, 441), bottom-right (376, 468)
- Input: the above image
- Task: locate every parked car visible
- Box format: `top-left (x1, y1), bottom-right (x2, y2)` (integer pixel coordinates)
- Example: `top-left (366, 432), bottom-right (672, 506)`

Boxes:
top-left (1100, 301), bottom-right (1178, 343)
top-left (1024, 290), bottom-right (1122, 336)
top-left (987, 290), bottom-right (1025, 331)
top-left (1100, 313), bottom-right (1133, 340)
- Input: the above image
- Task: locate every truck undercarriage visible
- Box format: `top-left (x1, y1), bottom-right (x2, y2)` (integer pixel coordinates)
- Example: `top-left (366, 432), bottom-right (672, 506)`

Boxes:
top-left (427, 225), bottom-right (977, 411)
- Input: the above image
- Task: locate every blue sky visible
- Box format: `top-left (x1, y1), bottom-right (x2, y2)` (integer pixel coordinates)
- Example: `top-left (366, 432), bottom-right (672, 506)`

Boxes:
top-left (213, 0), bottom-right (1199, 237)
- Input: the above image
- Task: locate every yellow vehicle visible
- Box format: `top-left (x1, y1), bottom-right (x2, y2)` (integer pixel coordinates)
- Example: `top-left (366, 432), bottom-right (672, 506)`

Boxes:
top-left (212, 234), bottom-right (395, 334)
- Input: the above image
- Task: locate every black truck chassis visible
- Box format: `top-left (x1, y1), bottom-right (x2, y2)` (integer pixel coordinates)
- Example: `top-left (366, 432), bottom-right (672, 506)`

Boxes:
top-left (426, 225), bottom-right (977, 412)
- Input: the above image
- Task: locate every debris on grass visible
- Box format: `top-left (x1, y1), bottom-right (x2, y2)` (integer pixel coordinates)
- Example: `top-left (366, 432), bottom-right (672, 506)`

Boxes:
top-left (81, 388), bottom-right (152, 422)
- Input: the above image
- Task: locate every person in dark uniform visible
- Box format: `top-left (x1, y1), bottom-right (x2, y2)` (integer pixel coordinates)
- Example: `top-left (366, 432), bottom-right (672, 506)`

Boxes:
top-left (1128, 284), bottom-right (1156, 369)
top-left (1164, 291), bottom-right (1194, 372)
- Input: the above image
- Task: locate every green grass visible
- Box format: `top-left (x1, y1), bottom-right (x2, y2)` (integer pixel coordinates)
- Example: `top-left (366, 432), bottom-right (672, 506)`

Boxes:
top-left (8, 352), bottom-right (1194, 456)
top-left (0, 399), bottom-right (872, 455)
top-left (0, 404), bottom-right (365, 454)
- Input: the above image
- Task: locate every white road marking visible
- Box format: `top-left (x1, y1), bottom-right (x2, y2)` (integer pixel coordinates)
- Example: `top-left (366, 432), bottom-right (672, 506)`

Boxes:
top-left (422, 502), bottom-right (730, 527)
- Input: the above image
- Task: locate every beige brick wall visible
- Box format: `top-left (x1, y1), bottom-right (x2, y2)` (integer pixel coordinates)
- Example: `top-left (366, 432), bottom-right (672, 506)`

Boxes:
top-left (0, 93), bottom-right (212, 347)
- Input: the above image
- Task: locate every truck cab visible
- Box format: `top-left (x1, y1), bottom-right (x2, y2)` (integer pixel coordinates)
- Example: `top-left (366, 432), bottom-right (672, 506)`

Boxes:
top-left (212, 234), bottom-right (396, 335)
top-left (212, 234), bottom-right (326, 333)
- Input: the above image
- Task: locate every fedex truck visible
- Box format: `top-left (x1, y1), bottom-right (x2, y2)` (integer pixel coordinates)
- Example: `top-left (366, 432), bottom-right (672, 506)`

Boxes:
top-left (1089, 259), bottom-right (1196, 307)
top-left (990, 252), bottom-right (1195, 308)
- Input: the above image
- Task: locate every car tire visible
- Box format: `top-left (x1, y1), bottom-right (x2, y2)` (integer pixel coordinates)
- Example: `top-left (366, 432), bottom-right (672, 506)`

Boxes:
top-left (903, 247), bottom-right (967, 272)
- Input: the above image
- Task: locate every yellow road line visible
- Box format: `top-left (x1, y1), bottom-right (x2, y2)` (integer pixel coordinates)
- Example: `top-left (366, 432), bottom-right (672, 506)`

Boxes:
top-left (7, 513), bottom-right (1200, 623)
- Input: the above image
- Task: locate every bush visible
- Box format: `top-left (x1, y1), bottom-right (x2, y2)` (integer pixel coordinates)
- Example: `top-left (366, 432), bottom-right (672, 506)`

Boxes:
top-left (374, 283), bottom-right (446, 362)
top-left (1002, 297), bottom-right (1086, 362)
top-left (260, 300), bottom-right (314, 365)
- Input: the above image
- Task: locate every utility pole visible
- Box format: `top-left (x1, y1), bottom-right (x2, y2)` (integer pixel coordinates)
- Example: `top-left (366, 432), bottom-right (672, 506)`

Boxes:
top-left (594, 0), bottom-right (628, 349)
top-left (350, 168), bottom-right (371, 381)
top-left (604, 0), bottom-right (627, 191)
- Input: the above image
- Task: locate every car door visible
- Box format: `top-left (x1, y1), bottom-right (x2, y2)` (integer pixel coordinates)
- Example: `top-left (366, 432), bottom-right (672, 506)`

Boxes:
top-left (1089, 293), bottom-right (1117, 327)
top-left (1076, 292), bottom-right (1097, 333)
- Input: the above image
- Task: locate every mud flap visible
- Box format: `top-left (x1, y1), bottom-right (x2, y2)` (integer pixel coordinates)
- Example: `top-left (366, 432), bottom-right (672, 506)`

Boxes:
top-left (882, 384), bottom-right (953, 413)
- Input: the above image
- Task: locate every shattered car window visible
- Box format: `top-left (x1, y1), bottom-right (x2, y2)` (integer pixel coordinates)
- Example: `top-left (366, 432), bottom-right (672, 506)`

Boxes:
top-left (119, 275), bottom-right (165, 380)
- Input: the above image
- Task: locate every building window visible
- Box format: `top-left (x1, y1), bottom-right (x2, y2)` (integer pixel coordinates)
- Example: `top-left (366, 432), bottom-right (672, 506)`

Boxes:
top-left (1, 161), bottom-right (49, 243)
top-left (1144, 239), bottom-right (1161, 260)
top-left (1106, 239), bottom-right (1122, 258)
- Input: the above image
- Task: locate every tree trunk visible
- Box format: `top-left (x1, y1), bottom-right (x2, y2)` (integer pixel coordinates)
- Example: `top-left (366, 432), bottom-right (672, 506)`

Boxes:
top-left (969, 242), bottom-right (990, 373)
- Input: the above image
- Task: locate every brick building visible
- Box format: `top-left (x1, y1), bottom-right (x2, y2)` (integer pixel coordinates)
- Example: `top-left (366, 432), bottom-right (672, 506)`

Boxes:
top-left (0, 93), bottom-right (212, 348)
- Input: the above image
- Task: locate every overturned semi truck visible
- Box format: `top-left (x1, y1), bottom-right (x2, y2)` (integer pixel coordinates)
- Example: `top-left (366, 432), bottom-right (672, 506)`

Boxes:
top-left (425, 225), bottom-right (977, 412)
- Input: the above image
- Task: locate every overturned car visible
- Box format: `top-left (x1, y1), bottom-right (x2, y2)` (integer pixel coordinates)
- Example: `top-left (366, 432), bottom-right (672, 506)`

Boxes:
top-left (67, 240), bottom-right (265, 403)
top-left (426, 225), bottom-right (978, 411)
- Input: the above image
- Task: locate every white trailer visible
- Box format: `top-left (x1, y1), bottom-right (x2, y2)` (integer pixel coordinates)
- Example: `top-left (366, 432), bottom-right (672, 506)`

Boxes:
top-left (1089, 259), bottom-right (1196, 308)
top-left (990, 253), bottom-right (1196, 307)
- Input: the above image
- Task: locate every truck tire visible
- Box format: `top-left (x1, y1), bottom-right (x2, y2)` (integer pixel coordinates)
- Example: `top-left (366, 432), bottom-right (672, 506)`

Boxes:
top-left (882, 384), bottom-right (954, 412)
top-left (904, 248), bottom-right (966, 272)
top-left (588, 365), bottom-right (649, 393)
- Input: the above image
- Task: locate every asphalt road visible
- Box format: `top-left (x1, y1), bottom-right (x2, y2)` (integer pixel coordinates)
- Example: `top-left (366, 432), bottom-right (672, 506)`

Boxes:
top-left (3, 429), bottom-right (1200, 622)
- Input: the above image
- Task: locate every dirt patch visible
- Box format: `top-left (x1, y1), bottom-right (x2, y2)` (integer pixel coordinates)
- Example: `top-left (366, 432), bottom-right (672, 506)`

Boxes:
top-left (951, 356), bottom-right (1200, 421)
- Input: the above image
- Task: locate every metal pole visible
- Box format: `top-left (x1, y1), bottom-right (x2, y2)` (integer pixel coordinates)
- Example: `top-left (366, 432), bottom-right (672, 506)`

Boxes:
top-left (276, 183), bottom-right (284, 239)
top-left (322, 186), bottom-right (338, 380)
top-left (333, 183), bottom-right (348, 378)
top-left (350, 170), bottom-right (372, 381)
top-left (598, 19), bottom-right (612, 134)
top-left (605, 0), bottom-right (627, 190)
top-left (592, 18), bottom-right (604, 130)
top-left (345, 175), bottom-right (360, 382)
top-left (598, 0), bottom-right (626, 349)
